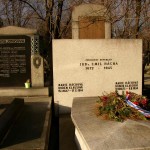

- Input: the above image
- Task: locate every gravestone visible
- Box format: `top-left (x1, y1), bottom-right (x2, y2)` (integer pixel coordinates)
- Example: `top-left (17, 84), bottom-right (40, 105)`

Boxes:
top-left (0, 26), bottom-right (44, 87)
top-left (53, 39), bottom-right (142, 113)
top-left (0, 35), bottom-right (31, 86)
top-left (0, 26), bottom-right (51, 149)
top-left (72, 4), bottom-right (111, 39)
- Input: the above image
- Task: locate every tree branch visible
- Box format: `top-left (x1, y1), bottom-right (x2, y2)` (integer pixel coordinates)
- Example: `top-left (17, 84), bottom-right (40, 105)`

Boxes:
top-left (18, 0), bottom-right (45, 21)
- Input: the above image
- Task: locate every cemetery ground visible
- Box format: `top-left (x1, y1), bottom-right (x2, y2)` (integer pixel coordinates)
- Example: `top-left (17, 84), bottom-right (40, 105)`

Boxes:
top-left (0, 71), bottom-right (150, 150)
top-left (0, 71), bottom-right (149, 150)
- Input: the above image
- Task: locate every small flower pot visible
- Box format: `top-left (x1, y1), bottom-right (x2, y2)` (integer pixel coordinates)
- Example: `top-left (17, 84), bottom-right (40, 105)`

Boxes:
top-left (25, 82), bottom-right (30, 88)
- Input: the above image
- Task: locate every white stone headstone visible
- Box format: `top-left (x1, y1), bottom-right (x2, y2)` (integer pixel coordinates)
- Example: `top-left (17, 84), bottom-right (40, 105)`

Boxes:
top-left (72, 4), bottom-right (111, 39)
top-left (53, 39), bottom-right (142, 113)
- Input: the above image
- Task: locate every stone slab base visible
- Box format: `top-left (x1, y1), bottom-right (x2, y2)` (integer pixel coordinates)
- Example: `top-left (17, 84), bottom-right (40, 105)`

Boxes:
top-left (71, 97), bottom-right (150, 150)
top-left (0, 87), bottom-right (49, 97)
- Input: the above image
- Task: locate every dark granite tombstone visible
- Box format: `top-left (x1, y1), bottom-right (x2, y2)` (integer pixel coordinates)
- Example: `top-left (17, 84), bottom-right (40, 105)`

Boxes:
top-left (0, 35), bottom-right (31, 87)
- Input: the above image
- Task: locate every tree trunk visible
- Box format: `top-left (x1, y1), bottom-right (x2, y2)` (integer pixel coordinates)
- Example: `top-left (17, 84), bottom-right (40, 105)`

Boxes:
top-left (45, 0), bottom-right (54, 42)
top-left (135, 0), bottom-right (141, 38)
top-left (54, 0), bottom-right (64, 39)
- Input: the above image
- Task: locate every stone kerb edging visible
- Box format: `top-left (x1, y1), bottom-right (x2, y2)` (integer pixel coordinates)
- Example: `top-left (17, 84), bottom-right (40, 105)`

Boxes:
top-left (0, 98), bottom-right (24, 143)
top-left (71, 97), bottom-right (150, 150)
top-left (0, 97), bottom-right (52, 150)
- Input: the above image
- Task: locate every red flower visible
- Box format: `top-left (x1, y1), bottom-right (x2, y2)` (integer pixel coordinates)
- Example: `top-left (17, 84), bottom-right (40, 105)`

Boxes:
top-left (141, 98), bottom-right (147, 105)
top-left (133, 101), bottom-right (139, 105)
top-left (126, 91), bottom-right (131, 100)
top-left (126, 94), bottom-right (131, 100)
top-left (126, 91), bottom-right (129, 95)
top-left (101, 96), bottom-right (108, 102)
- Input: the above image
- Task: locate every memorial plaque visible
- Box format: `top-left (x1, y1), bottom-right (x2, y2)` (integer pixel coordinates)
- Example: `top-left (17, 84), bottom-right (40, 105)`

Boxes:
top-left (79, 16), bottom-right (105, 39)
top-left (0, 35), bottom-right (31, 86)
top-left (53, 39), bottom-right (142, 113)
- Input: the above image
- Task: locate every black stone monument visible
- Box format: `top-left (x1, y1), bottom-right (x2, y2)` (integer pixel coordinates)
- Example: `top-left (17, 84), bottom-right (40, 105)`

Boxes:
top-left (0, 35), bottom-right (31, 86)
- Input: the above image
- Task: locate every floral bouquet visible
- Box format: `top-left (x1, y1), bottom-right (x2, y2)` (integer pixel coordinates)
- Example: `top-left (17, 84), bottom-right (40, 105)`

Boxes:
top-left (125, 91), bottom-right (150, 118)
top-left (96, 91), bottom-right (150, 122)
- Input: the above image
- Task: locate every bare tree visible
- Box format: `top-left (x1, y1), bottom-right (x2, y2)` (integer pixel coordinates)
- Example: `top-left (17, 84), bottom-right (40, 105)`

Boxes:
top-left (106, 0), bottom-right (150, 40)
top-left (0, 0), bottom-right (35, 27)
